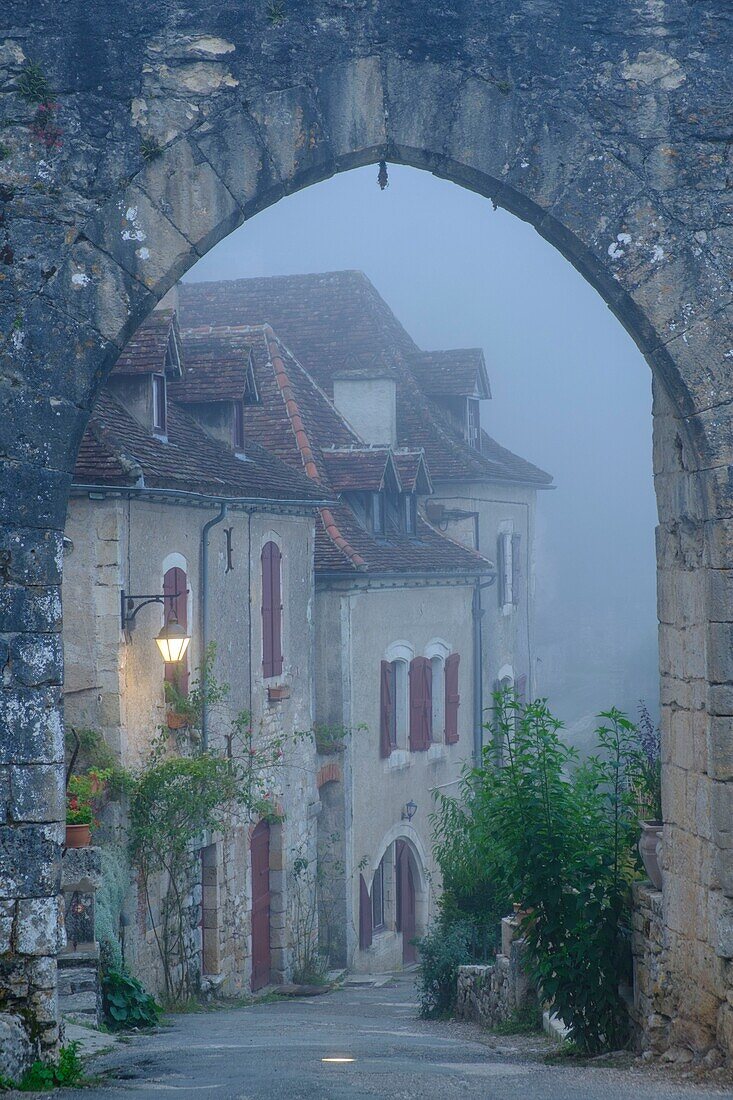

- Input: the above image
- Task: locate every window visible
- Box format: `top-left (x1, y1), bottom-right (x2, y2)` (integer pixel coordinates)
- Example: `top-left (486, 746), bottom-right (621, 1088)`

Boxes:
top-left (164, 330), bottom-right (181, 376)
top-left (153, 373), bottom-right (167, 433)
top-left (467, 399), bottom-right (481, 450)
top-left (371, 859), bottom-right (385, 931)
top-left (233, 401), bottom-right (244, 451)
top-left (381, 658), bottom-right (409, 756)
top-left (371, 492), bottom-right (385, 535)
top-left (430, 656), bottom-right (444, 740)
top-left (163, 565), bottom-right (189, 694)
top-left (404, 494), bottom-right (417, 535)
top-left (261, 541), bottom-right (283, 679)
top-left (409, 657), bottom-right (432, 751)
top-left (243, 351), bottom-right (259, 405)
top-left (498, 531), bottom-right (523, 607)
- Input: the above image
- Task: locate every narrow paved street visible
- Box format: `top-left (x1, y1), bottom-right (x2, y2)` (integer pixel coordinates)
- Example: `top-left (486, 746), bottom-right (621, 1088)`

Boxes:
top-left (65, 975), bottom-right (733, 1100)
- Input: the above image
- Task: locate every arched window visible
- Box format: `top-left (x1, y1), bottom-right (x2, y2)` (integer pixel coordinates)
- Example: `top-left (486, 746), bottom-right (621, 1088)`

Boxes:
top-left (261, 541), bottom-right (283, 679)
top-left (380, 645), bottom-right (412, 758)
top-left (163, 565), bottom-right (189, 694)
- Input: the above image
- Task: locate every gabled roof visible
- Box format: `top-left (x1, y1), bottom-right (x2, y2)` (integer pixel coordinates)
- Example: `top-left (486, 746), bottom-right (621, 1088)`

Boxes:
top-left (73, 390), bottom-right (323, 503)
top-left (169, 328), bottom-right (253, 404)
top-left (321, 447), bottom-right (401, 493)
top-left (392, 450), bottom-right (433, 495)
top-left (112, 309), bottom-right (183, 378)
top-left (408, 349), bottom-right (491, 399)
top-left (179, 271), bottom-right (552, 488)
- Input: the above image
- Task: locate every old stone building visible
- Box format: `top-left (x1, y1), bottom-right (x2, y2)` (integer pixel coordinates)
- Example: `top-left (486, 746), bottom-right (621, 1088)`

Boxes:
top-left (63, 307), bottom-right (324, 997)
top-left (179, 271), bottom-right (550, 972)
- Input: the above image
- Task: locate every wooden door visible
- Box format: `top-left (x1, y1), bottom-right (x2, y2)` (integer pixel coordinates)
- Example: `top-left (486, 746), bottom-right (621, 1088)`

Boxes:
top-left (250, 821), bottom-right (271, 991)
top-left (396, 841), bottom-right (417, 964)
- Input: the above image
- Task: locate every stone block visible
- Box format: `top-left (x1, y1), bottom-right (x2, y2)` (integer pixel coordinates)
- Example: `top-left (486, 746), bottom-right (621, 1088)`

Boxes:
top-left (0, 1013), bottom-right (34, 1084)
top-left (9, 765), bottom-right (64, 824)
top-left (0, 584), bottom-right (62, 635)
top-left (189, 106), bottom-right (277, 216)
top-left (316, 56), bottom-right (386, 168)
top-left (16, 896), bottom-right (64, 955)
top-left (61, 846), bottom-right (102, 891)
top-left (8, 634), bottom-right (63, 689)
top-left (0, 823), bottom-right (61, 898)
top-left (0, 688), bottom-right (64, 765)
top-left (708, 718), bottom-right (733, 780)
top-left (248, 84), bottom-right (334, 193)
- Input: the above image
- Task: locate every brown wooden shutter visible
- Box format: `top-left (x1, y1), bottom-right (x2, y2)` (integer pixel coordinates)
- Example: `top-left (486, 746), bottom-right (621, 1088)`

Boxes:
top-left (444, 653), bottom-right (460, 744)
top-left (163, 566), bottom-right (189, 694)
top-left (409, 657), bottom-right (431, 751)
top-left (516, 674), bottom-right (527, 705)
top-left (380, 661), bottom-right (393, 758)
top-left (359, 873), bottom-right (372, 949)
top-left (511, 533), bottom-right (522, 606)
top-left (261, 542), bottom-right (283, 678)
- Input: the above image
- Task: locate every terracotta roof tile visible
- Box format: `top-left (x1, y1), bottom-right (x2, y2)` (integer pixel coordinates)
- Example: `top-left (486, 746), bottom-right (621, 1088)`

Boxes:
top-left (169, 328), bottom-right (252, 403)
top-left (112, 309), bottom-right (182, 377)
top-left (408, 349), bottom-right (490, 399)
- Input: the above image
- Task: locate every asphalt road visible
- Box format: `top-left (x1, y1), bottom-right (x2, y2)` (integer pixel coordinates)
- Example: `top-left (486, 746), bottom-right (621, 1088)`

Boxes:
top-left (63, 975), bottom-right (733, 1100)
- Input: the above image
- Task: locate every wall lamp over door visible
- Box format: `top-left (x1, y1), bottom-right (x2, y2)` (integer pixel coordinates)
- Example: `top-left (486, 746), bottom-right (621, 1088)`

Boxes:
top-left (120, 590), bottom-right (191, 663)
top-left (401, 800), bottom-right (418, 822)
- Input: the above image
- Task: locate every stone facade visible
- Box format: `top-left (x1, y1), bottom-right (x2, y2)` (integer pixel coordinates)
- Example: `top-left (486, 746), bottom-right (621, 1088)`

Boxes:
top-left (1, 0), bottom-right (732, 1060)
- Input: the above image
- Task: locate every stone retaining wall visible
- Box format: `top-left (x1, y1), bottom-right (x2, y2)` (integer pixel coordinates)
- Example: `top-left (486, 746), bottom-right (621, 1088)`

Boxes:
top-left (455, 933), bottom-right (536, 1028)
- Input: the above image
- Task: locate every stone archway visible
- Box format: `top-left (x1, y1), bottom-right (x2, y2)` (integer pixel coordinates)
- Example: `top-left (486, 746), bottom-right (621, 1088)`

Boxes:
top-left (1, 5), bottom-right (732, 1056)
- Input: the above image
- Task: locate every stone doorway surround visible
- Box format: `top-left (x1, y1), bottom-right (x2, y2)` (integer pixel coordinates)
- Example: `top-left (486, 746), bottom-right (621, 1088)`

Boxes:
top-left (1, 0), bottom-right (732, 1059)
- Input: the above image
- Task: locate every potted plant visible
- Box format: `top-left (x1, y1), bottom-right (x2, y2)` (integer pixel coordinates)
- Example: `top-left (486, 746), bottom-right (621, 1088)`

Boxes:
top-left (66, 772), bottom-right (107, 848)
top-left (634, 703), bottom-right (663, 889)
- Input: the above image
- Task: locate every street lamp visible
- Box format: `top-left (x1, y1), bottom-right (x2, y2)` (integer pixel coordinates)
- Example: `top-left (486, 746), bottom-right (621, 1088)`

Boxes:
top-left (401, 800), bottom-right (418, 822)
top-left (120, 590), bottom-right (191, 662)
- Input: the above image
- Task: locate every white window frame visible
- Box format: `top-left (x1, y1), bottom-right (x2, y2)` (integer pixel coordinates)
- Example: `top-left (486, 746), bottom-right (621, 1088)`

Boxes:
top-left (499, 524), bottom-right (514, 614)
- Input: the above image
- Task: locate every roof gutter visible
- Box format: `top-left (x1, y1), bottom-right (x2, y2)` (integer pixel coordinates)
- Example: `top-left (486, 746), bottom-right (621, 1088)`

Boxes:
top-left (70, 483), bottom-right (333, 509)
top-left (201, 502), bottom-right (228, 751)
top-left (316, 566), bottom-right (496, 583)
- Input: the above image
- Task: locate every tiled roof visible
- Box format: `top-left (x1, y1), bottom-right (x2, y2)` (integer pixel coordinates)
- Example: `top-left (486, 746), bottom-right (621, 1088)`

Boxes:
top-left (392, 450), bottom-right (433, 494)
top-left (112, 309), bottom-right (182, 377)
top-left (73, 390), bottom-right (323, 502)
top-left (179, 272), bottom-right (552, 487)
top-left (169, 328), bottom-right (252, 403)
top-left (408, 349), bottom-right (490, 399)
top-left (321, 448), bottom-right (398, 493)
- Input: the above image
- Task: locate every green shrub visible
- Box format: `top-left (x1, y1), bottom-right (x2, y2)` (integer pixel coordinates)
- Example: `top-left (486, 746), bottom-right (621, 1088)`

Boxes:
top-left (17, 1042), bottom-right (84, 1090)
top-left (415, 919), bottom-right (474, 1019)
top-left (96, 845), bottom-right (131, 972)
top-left (102, 969), bottom-right (160, 1030)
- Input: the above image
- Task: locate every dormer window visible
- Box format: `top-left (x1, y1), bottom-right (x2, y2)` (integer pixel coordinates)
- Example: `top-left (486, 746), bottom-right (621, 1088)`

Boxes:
top-left (404, 494), bottom-right (417, 535)
top-left (233, 401), bottom-right (244, 452)
top-left (153, 374), bottom-right (167, 434)
top-left (466, 399), bottom-right (480, 450)
top-left (243, 351), bottom-right (259, 405)
top-left (164, 329), bottom-right (182, 377)
top-left (371, 492), bottom-right (385, 535)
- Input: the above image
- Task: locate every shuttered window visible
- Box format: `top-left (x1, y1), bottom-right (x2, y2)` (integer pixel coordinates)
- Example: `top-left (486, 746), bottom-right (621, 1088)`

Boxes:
top-left (444, 653), bottom-right (460, 744)
top-left (371, 859), bottom-right (385, 931)
top-left (163, 566), bottom-right (189, 695)
top-left (379, 660), bottom-right (394, 758)
top-left (409, 656), bottom-right (431, 752)
top-left (261, 542), bottom-right (283, 679)
top-left (359, 873), bottom-right (372, 949)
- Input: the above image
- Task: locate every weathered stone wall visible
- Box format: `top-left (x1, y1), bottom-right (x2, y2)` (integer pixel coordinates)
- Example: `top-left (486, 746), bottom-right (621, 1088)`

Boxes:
top-left (455, 940), bottom-right (536, 1028)
top-left (1, 0), bottom-right (732, 1057)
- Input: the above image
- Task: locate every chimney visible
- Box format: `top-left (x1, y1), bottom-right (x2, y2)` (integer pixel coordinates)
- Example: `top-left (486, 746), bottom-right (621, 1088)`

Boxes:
top-left (332, 373), bottom-right (397, 446)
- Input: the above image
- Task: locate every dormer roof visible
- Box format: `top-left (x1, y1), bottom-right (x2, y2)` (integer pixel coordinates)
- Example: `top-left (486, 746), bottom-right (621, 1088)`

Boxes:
top-left (112, 309), bottom-right (183, 379)
top-left (169, 327), bottom-right (255, 404)
top-left (407, 348), bottom-right (491, 400)
top-left (321, 447), bottom-right (403, 494)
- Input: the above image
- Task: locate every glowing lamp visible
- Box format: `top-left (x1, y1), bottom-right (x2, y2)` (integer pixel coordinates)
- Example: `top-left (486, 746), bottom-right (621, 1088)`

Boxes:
top-left (155, 613), bottom-right (191, 663)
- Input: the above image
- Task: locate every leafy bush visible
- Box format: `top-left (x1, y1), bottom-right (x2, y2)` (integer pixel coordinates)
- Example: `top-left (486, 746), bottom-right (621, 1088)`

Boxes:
top-left (438, 691), bottom-right (642, 1053)
top-left (16, 1042), bottom-right (84, 1090)
top-left (102, 969), bottom-right (160, 1030)
top-left (96, 845), bottom-right (132, 972)
top-left (415, 919), bottom-right (475, 1019)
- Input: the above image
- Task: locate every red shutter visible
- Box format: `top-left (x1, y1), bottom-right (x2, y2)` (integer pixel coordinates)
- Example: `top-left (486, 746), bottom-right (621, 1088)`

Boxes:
top-left (444, 653), bottom-right (460, 744)
top-left (261, 545), bottom-right (273, 678)
top-left (359, 873), bottom-right (372, 949)
top-left (380, 661), bottom-right (393, 758)
top-left (261, 543), bottom-right (283, 679)
top-left (409, 657), bottom-right (431, 752)
top-left (163, 566), bottom-right (189, 694)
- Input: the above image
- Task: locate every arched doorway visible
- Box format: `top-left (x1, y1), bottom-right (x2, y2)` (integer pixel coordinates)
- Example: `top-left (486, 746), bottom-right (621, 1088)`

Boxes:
top-left (250, 820), bottom-right (271, 992)
top-left (395, 840), bottom-right (418, 966)
top-left (2, 22), bottom-right (731, 1056)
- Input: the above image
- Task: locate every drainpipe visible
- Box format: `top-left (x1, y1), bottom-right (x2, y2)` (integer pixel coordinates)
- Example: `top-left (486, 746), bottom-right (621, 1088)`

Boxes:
top-left (201, 502), bottom-right (228, 750)
top-left (469, 511), bottom-right (496, 766)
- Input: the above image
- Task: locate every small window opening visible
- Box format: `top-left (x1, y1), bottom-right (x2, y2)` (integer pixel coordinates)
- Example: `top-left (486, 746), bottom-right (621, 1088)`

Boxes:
top-left (371, 492), bottom-right (385, 535)
top-left (233, 401), bottom-right (244, 451)
top-left (153, 373), bottom-right (167, 434)
top-left (467, 399), bottom-right (481, 450)
top-left (431, 656), bottom-right (444, 741)
top-left (404, 494), bottom-right (417, 534)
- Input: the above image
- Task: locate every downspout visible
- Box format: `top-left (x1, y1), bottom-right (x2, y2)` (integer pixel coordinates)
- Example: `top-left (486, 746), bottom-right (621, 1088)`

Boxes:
top-left (470, 510), bottom-right (496, 766)
top-left (201, 502), bottom-right (228, 750)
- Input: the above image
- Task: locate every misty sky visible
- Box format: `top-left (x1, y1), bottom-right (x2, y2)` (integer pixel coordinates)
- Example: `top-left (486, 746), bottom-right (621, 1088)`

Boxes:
top-left (185, 164), bottom-right (659, 730)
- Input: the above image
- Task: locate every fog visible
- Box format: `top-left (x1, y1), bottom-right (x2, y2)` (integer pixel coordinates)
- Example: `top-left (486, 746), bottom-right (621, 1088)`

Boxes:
top-left (185, 163), bottom-right (659, 750)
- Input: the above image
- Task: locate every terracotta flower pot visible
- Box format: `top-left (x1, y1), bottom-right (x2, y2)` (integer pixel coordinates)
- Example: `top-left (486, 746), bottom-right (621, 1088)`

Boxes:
top-left (639, 821), bottom-right (663, 889)
top-left (65, 823), bottom-right (92, 848)
top-left (166, 711), bottom-right (188, 730)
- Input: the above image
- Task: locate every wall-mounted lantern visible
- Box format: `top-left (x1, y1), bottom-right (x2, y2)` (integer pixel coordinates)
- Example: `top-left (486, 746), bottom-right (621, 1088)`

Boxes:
top-left (120, 590), bottom-right (191, 662)
top-left (401, 800), bottom-right (418, 822)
